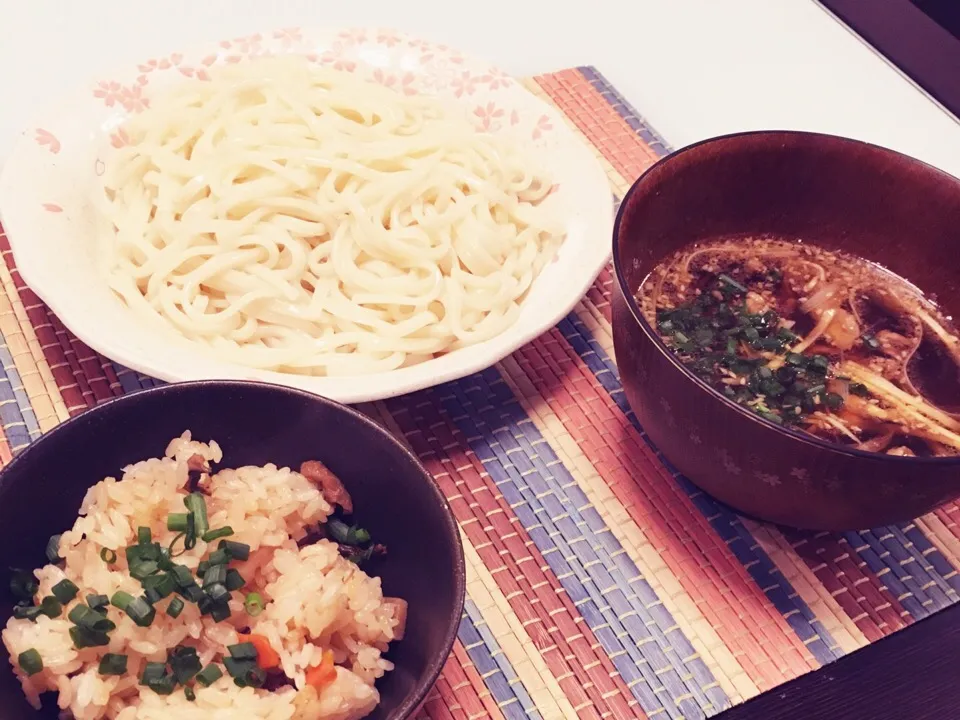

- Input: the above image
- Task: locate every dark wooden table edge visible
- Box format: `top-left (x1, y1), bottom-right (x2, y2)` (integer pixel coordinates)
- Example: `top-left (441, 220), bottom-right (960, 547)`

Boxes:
top-left (713, 600), bottom-right (960, 719)
top-left (818, 0), bottom-right (960, 120)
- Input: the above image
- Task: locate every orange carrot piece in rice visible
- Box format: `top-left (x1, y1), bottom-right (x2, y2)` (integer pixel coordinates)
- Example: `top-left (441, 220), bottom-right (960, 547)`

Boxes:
top-left (240, 633), bottom-right (281, 670)
top-left (305, 650), bottom-right (337, 691)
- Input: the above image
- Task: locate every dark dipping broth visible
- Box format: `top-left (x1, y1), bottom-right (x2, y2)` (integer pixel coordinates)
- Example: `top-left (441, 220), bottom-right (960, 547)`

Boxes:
top-left (638, 237), bottom-right (960, 457)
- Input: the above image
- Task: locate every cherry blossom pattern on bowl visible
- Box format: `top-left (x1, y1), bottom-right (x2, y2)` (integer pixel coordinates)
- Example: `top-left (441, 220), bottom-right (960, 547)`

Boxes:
top-left (0, 27), bottom-right (612, 403)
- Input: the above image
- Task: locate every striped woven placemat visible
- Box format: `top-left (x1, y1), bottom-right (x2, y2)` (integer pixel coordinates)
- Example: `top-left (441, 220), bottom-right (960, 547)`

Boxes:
top-left (3, 66), bottom-right (960, 720)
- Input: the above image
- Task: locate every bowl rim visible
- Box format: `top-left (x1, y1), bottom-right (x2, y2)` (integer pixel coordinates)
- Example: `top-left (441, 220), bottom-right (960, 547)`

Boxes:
top-left (0, 379), bottom-right (466, 720)
top-left (612, 129), bottom-right (960, 466)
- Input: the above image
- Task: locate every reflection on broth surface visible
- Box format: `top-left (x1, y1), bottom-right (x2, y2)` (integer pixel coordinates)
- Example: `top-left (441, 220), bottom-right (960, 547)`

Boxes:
top-left (637, 237), bottom-right (960, 457)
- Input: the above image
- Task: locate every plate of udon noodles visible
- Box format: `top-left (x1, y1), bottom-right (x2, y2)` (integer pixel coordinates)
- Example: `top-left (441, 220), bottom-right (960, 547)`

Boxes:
top-left (0, 28), bottom-right (612, 402)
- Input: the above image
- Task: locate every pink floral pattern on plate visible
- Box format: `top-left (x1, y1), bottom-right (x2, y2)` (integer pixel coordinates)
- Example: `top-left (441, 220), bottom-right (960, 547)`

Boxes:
top-left (93, 82), bottom-right (151, 112)
top-left (451, 72), bottom-right (479, 98)
top-left (477, 66), bottom-right (513, 90)
top-left (373, 69), bottom-right (417, 95)
top-left (119, 85), bottom-right (150, 113)
top-left (83, 27), bottom-right (559, 147)
top-left (337, 28), bottom-right (369, 45)
top-left (273, 28), bottom-right (304, 48)
top-left (532, 114), bottom-right (553, 140)
top-left (319, 45), bottom-right (357, 73)
top-left (35, 129), bottom-right (61, 154)
top-left (137, 53), bottom-right (211, 82)
top-left (473, 102), bottom-right (505, 132)
top-left (92, 81), bottom-right (124, 107)
top-left (220, 34), bottom-right (264, 55)
top-left (375, 30), bottom-right (402, 48)
top-left (110, 129), bottom-right (130, 149)
top-left (409, 37), bottom-right (464, 66)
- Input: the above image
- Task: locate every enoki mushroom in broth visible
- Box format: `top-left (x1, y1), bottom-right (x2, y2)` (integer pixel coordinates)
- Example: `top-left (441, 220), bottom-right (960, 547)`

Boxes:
top-left (637, 237), bottom-right (960, 457)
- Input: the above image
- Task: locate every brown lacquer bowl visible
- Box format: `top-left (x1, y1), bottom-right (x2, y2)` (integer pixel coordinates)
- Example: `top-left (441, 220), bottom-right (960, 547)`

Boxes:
top-left (612, 131), bottom-right (960, 530)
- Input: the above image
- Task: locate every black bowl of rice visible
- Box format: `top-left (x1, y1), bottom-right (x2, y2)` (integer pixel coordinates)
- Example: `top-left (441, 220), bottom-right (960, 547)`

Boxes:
top-left (0, 381), bottom-right (465, 720)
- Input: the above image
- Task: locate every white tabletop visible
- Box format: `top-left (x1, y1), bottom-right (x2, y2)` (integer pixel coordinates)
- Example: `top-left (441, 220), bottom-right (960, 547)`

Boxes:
top-left (2, 0), bottom-right (958, 177)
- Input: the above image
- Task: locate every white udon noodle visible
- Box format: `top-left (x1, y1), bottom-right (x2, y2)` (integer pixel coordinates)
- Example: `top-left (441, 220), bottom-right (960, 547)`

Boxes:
top-left (101, 56), bottom-right (565, 376)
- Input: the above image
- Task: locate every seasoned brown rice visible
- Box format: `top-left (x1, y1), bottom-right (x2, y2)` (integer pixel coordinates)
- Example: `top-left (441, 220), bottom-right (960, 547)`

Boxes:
top-left (2, 432), bottom-right (403, 720)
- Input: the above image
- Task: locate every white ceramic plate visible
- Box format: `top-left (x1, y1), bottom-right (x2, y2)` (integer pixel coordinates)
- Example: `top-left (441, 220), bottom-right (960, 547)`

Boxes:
top-left (0, 27), bottom-right (612, 403)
